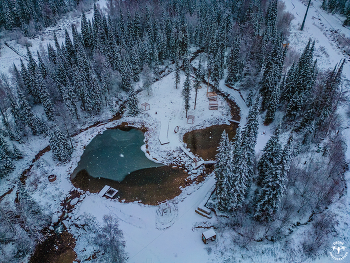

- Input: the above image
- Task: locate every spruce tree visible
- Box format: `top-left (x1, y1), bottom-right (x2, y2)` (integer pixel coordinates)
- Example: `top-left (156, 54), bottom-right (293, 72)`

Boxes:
top-left (264, 83), bottom-right (279, 125)
top-left (36, 65), bottom-right (55, 121)
top-left (182, 73), bottom-right (191, 118)
top-left (240, 98), bottom-right (260, 187)
top-left (215, 130), bottom-right (231, 210)
top-left (254, 129), bottom-right (283, 222)
top-left (127, 89), bottom-right (139, 117)
top-left (0, 149), bottom-right (14, 178)
top-left (194, 58), bottom-right (203, 110)
top-left (49, 125), bottom-right (73, 162)
top-left (228, 128), bottom-right (248, 210)
top-left (175, 49), bottom-right (180, 89)
top-left (280, 134), bottom-right (294, 190)
top-left (226, 37), bottom-right (243, 85)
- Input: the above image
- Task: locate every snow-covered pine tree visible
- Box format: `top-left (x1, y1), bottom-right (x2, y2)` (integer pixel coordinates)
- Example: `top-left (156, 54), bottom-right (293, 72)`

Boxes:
top-left (280, 134), bottom-right (294, 191)
top-left (182, 73), bottom-right (191, 118)
top-left (26, 48), bottom-right (41, 104)
top-left (227, 127), bottom-right (249, 211)
top-left (194, 58), bottom-right (203, 110)
top-left (280, 62), bottom-right (296, 105)
top-left (127, 89), bottom-right (139, 117)
top-left (226, 36), bottom-right (242, 85)
top-left (285, 40), bottom-right (317, 121)
top-left (254, 128), bottom-right (283, 222)
top-left (142, 64), bottom-right (153, 96)
top-left (61, 74), bottom-right (78, 120)
top-left (256, 128), bottom-right (282, 187)
top-left (0, 134), bottom-right (13, 157)
top-left (344, 1), bottom-right (350, 25)
top-left (64, 29), bottom-right (76, 66)
top-left (17, 88), bottom-right (46, 135)
top-left (36, 62), bottom-right (55, 121)
top-left (260, 38), bottom-right (285, 112)
top-left (265, 0), bottom-right (278, 39)
top-left (175, 48), bottom-right (180, 89)
top-left (215, 130), bottom-right (231, 211)
top-left (264, 79), bottom-right (280, 125)
top-left (240, 98), bottom-right (260, 187)
top-left (49, 125), bottom-right (73, 162)
top-left (316, 59), bottom-right (345, 132)
top-left (0, 149), bottom-right (14, 178)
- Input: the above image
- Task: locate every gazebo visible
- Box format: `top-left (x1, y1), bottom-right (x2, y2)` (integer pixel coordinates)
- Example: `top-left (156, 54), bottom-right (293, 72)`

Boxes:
top-left (187, 115), bottom-right (195, 124)
top-left (141, 102), bottom-right (150, 111)
top-left (202, 229), bottom-right (216, 244)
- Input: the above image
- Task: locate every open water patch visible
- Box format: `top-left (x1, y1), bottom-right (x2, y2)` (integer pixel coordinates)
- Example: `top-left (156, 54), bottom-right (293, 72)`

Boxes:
top-left (183, 123), bottom-right (239, 161)
top-left (71, 128), bottom-right (162, 182)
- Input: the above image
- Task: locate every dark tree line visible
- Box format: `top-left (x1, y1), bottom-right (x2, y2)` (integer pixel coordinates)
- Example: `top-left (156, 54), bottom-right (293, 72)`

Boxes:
top-left (0, 0), bottom-right (88, 35)
top-left (322, 0), bottom-right (350, 25)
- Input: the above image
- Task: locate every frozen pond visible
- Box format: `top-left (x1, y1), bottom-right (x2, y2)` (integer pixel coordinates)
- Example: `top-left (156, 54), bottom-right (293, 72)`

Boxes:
top-left (71, 128), bottom-right (163, 182)
top-left (183, 123), bottom-right (239, 160)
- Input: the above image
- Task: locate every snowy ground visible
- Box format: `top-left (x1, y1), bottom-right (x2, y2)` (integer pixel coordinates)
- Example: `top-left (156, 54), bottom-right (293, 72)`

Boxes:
top-left (5, 67), bottom-right (238, 262)
top-left (1, 0), bottom-right (350, 262)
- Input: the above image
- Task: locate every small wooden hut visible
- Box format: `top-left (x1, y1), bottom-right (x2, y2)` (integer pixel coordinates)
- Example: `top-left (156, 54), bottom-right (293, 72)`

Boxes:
top-left (202, 229), bottom-right (216, 244)
top-left (187, 115), bottom-right (195, 124)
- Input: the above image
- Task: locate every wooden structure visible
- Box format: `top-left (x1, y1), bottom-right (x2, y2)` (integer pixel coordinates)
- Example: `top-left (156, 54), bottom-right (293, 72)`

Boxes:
top-left (202, 229), bottom-right (216, 244)
top-left (207, 92), bottom-right (217, 99)
top-left (282, 41), bottom-right (289, 48)
top-left (141, 102), bottom-right (150, 111)
top-left (209, 100), bottom-right (218, 110)
top-left (99, 185), bottom-right (118, 198)
top-left (187, 115), bottom-right (195, 124)
top-left (195, 206), bottom-right (212, 219)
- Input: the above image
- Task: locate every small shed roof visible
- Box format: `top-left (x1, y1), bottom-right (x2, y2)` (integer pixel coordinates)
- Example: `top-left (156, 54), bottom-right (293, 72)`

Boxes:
top-left (203, 229), bottom-right (216, 239)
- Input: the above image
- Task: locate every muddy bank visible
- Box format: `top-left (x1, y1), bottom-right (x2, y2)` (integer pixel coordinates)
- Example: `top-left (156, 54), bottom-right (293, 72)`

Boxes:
top-left (183, 123), bottom-right (239, 161)
top-left (29, 231), bottom-right (76, 263)
top-left (71, 166), bottom-right (191, 205)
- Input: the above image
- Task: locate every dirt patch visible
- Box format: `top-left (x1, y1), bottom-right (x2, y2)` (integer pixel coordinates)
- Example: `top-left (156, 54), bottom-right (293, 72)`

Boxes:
top-left (71, 166), bottom-right (191, 206)
top-left (183, 123), bottom-right (239, 161)
top-left (29, 231), bottom-right (77, 263)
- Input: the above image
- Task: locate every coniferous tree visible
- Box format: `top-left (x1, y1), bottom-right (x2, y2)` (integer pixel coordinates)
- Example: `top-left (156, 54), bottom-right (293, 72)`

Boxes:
top-left (175, 49), bottom-right (180, 89)
top-left (226, 37), bottom-right (243, 85)
top-left (264, 83), bottom-right (279, 125)
top-left (142, 64), bottom-right (153, 96)
top-left (194, 58), bottom-right (203, 110)
top-left (254, 129), bottom-right (284, 222)
top-left (36, 65), bottom-right (55, 121)
top-left (182, 73), bottom-right (191, 118)
top-left (285, 40), bottom-right (317, 121)
top-left (127, 89), bottom-right (139, 117)
top-left (0, 149), bottom-right (14, 178)
top-left (265, 0), bottom-right (278, 39)
top-left (240, 98), bottom-right (260, 187)
top-left (215, 130), bottom-right (231, 210)
top-left (49, 125), bottom-right (73, 162)
top-left (280, 134), bottom-right (294, 189)
top-left (228, 128), bottom-right (248, 210)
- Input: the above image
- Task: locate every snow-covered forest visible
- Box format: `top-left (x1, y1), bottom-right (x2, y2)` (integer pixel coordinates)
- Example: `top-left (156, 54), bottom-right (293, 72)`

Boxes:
top-left (0, 0), bottom-right (349, 262)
